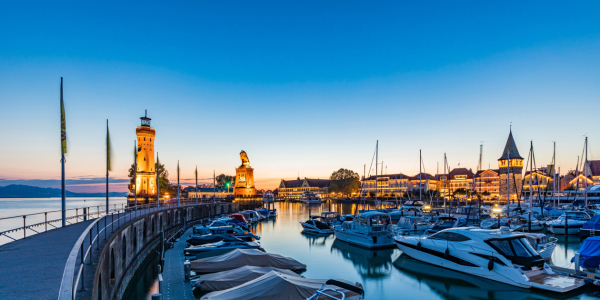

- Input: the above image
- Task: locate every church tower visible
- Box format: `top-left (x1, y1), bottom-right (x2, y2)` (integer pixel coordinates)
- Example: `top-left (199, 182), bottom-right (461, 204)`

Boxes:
top-left (135, 111), bottom-right (156, 197)
top-left (498, 129), bottom-right (523, 201)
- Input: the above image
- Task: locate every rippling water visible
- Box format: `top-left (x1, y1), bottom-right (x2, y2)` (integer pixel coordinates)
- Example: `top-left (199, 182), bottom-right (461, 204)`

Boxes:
top-left (126, 201), bottom-right (600, 299)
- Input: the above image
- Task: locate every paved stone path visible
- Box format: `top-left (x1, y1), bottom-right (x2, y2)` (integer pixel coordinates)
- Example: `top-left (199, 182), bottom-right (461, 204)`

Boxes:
top-left (162, 227), bottom-right (195, 300)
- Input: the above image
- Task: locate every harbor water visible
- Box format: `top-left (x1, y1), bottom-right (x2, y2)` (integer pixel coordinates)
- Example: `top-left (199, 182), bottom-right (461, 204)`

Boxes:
top-left (126, 201), bottom-right (600, 300)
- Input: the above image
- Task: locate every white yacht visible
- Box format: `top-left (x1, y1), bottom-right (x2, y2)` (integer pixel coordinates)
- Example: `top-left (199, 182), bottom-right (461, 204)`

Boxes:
top-left (523, 233), bottom-right (557, 260)
top-left (394, 227), bottom-right (585, 293)
top-left (390, 216), bottom-right (432, 236)
top-left (299, 190), bottom-right (323, 204)
top-left (334, 211), bottom-right (394, 248)
top-left (425, 217), bottom-right (467, 234)
top-left (509, 215), bottom-right (544, 231)
top-left (547, 211), bottom-right (592, 235)
top-left (300, 216), bottom-right (333, 234)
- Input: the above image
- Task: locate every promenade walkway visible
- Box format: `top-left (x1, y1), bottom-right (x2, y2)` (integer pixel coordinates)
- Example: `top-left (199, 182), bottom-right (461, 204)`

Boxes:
top-left (162, 227), bottom-right (195, 300)
top-left (0, 210), bottom-right (143, 300)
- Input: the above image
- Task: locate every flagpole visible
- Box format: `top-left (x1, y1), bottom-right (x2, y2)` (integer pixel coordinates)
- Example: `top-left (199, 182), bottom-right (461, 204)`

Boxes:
top-left (177, 160), bottom-right (180, 206)
top-left (106, 119), bottom-right (109, 215)
top-left (195, 166), bottom-right (198, 205)
top-left (156, 152), bottom-right (160, 208)
top-left (134, 140), bottom-right (138, 211)
top-left (60, 77), bottom-right (66, 227)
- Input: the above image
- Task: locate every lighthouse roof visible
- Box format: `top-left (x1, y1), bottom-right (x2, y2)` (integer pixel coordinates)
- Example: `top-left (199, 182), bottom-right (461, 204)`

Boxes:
top-left (498, 130), bottom-right (523, 160)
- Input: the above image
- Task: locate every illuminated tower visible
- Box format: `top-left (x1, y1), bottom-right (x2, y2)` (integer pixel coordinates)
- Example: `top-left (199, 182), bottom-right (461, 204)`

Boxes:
top-left (498, 129), bottom-right (523, 201)
top-left (135, 111), bottom-right (156, 197)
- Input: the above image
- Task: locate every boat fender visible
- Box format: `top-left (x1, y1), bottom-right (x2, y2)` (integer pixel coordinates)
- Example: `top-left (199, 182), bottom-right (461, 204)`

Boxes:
top-left (488, 260), bottom-right (494, 271)
top-left (444, 248), bottom-right (449, 259)
top-left (416, 242), bottom-right (421, 251)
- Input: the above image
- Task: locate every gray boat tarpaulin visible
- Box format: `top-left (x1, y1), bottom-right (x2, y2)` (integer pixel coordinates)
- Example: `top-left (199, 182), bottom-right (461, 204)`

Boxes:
top-left (193, 266), bottom-right (298, 292)
top-left (200, 270), bottom-right (362, 300)
top-left (190, 249), bottom-right (306, 274)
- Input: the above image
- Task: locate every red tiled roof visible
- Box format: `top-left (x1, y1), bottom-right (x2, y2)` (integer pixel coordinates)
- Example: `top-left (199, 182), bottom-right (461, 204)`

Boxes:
top-left (449, 168), bottom-right (474, 179)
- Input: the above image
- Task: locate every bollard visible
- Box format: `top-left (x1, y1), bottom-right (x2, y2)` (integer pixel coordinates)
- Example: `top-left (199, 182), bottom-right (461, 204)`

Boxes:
top-left (151, 294), bottom-right (161, 300)
top-left (184, 261), bottom-right (191, 281)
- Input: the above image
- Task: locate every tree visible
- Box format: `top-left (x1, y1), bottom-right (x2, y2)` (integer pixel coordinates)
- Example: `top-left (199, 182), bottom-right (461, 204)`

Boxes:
top-left (453, 188), bottom-right (467, 196)
top-left (329, 168), bottom-right (361, 197)
top-left (215, 174), bottom-right (236, 188)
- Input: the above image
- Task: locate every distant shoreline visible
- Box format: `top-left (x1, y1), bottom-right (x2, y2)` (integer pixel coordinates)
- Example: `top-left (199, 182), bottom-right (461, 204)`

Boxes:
top-left (0, 184), bottom-right (127, 198)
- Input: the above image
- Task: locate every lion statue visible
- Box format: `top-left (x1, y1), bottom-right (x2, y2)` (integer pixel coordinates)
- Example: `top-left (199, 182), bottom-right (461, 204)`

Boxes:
top-left (240, 150), bottom-right (250, 167)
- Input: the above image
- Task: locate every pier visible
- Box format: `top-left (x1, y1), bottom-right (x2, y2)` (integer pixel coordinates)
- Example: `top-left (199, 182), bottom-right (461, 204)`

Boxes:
top-left (0, 201), bottom-right (251, 300)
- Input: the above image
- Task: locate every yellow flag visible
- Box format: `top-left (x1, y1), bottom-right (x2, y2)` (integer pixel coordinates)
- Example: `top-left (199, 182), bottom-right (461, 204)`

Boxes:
top-left (60, 77), bottom-right (67, 154)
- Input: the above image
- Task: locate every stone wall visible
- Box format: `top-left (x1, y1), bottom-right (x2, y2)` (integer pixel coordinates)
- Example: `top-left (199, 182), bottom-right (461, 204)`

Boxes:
top-left (92, 202), bottom-right (237, 300)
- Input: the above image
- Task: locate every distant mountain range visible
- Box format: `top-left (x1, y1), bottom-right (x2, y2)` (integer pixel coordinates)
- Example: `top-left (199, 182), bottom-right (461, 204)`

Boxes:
top-left (0, 184), bottom-right (128, 198)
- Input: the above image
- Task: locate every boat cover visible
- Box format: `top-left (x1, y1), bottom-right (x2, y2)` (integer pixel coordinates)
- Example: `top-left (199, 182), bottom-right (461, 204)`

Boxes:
top-left (190, 249), bottom-right (307, 273)
top-left (200, 271), bottom-right (361, 300)
top-left (192, 266), bottom-right (298, 291)
top-left (577, 236), bottom-right (600, 269)
top-left (582, 215), bottom-right (600, 231)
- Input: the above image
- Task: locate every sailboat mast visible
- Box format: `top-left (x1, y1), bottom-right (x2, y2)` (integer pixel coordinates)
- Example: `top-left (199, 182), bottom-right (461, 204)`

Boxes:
top-left (375, 140), bottom-right (378, 201)
top-left (552, 142), bottom-right (556, 208)
top-left (529, 142), bottom-right (533, 231)
top-left (419, 149), bottom-right (422, 201)
top-left (585, 137), bottom-right (588, 209)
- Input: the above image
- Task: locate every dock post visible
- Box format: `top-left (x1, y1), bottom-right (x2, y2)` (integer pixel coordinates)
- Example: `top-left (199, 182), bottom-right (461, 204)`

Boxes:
top-left (158, 272), bottom-right (164, 296)
top-left (152, 293), bottom-right (161, 300)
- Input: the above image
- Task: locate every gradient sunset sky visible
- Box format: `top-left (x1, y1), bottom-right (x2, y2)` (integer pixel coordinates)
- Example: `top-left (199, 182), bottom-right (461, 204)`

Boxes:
top-left (1, 1), bottom-right (599, 192)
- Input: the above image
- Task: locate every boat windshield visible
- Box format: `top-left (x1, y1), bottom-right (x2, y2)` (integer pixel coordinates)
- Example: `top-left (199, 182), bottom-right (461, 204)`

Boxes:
top-left (486, 237), bottom-right (542, 268)
top-left (369, 214), bottom-right (391, 226)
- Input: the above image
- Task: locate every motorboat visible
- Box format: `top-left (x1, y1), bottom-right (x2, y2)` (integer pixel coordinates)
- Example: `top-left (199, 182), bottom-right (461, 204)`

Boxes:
top-left (300, 216), bottom-right (333, 234)
top-left (394, 227), bottom-right (585, 293)
top-left (334, 211), bottom-right (394, 248)
top-left (508, 215), bottom-right (544, 231)
top-left (228, 214), bottom-right (249, 225)
top-left (192, 266), bottom-right (299, 292)
top-left (187, 234), bottom-right (243, 247)
top-left (331, 214), bottom-right (355, 226)
top-left (200, 271), bottom-right (364, 300)
top-left (425, 217), bottom-right (467, 234)
top-left (300, 190), bottom-right (323, 204)
top-left (319, 212), bottom-right (339, 226)
top-left (263, 192), bottom-right (274, 203)
top-left (307, 279), bottom-right (365, 300)
top-left (572, 237), bottom-right (600, 279)
top-left (547, 211), bottom-right (592, 235)
top-left (184, 241), bottom-right (264, 259)
top-left (189, 249), bottom-right (307, 274)
top-left (579, 215), bottom-right (600, 237)
top-left (268, 209), bottom-right (277, 218)
top-left (255, 208), bottom-right (270, 219)
top-left (390, 216), bottom-right (432, 236)
top-left (523, 233), bottom-right (556, 260)
top-left (240, 210), bottom-right (262, 223)
top-left (480, 217), bottom-right (509, 229)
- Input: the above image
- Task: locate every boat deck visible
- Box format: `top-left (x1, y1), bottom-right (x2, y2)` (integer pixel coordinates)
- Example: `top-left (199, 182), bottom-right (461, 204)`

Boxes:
top-left (528, 271), bottom-right (584, 293)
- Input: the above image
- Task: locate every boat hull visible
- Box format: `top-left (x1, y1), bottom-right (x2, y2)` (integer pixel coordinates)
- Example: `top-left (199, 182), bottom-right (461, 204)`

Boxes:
top-left (549, 224), bottom-right (582, 235)
top-left (334, 228), bottom-right (394, 249)
top-left (300, 222), bottom-right (333, 234)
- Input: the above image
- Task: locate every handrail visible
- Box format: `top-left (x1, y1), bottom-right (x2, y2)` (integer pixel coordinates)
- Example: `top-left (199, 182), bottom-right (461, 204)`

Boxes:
top-left (57, 201), bottom-right (224, 300)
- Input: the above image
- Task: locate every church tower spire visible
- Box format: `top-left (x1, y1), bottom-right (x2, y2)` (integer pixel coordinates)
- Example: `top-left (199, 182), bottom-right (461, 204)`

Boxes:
top-left (498, 128), bottom-right (523, 202)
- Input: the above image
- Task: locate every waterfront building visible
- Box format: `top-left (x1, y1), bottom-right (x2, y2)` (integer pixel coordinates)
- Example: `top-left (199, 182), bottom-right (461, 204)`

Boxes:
top-left (448, 168), bottom-right (474, 194)
top-left (188, 187), bottom-right (233, 199)
top-left (361, 174), bottom-right (410, 197)
top-left (435, 174), bottom-right (450, 198)
top-left (523, 169), bottom-right (554, 192)
top-left (560, 173), bottom-right (576, 191)
top-left (132, 112), bottom-right (156, 198)
top-left (568, 174), bottom-right (595, 190)
top-left (408, 173), bottom-right (437, 194)
top-left (474, 169), bottom-right (500, 199)
top-left (278, 177), bottom-right (330, 198)
top-left (498, 130), bottom-right (523, 201)
top-left (586, 160), bottom-right (600, 184)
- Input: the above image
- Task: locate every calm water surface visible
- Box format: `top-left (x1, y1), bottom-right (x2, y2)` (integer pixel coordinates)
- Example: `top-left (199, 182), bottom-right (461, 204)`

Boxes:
top-left (116, 202), bottom-right (600, 299)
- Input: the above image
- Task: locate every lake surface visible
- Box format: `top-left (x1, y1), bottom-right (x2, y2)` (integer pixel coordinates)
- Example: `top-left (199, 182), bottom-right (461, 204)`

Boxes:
top-left (127, 201), bottom-right (600, 300)
top-left (0, 197), bottom-right (127, 244)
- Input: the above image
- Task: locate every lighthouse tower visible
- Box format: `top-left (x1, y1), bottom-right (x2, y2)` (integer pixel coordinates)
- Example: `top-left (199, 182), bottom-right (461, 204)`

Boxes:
top-left (498, 129), bottom-right (523, 202)
top-left (135, 111), bottom-right (156, 198)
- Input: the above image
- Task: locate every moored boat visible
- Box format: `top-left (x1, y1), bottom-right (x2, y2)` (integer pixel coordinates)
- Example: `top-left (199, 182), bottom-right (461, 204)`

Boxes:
top-left (547, 211), bottom-right (591, 235)
top-left (334, 211), bottom-right (394, 248)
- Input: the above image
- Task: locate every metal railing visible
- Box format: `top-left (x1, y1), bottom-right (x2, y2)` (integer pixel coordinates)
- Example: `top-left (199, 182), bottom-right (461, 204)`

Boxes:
top-left (0, 205), bottom-right (124, 244)
top-left (57, 200), bottom-right (223, 300)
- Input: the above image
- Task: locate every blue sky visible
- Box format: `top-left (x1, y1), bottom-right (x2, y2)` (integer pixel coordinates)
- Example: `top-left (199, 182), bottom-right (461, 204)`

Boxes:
top-left (1, 1), bottom-right (599, 191)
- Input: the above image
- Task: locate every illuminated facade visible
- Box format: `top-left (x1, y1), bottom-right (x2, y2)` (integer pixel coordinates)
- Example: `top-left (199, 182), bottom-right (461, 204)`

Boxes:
top-left (498, 130), bottom-right (523, 201)
top-left (474, 169), bottom-right (499, 198)
top-left (134, 113), bottom-right (156, 198)
top-left (448, 168), bottom-right (474, 195)
top-left (278, 177), bottom-right (330, 198)
top-left (408, 173), bottom-right (437, 194)
top-left (361, 174), bottom-right (410, 196)
top-left (568, 174), bottom-right (595, 190)
top-left (234, 150), bottom-right (257, 197)
top-left (523, 169), bottom-right (554, 192)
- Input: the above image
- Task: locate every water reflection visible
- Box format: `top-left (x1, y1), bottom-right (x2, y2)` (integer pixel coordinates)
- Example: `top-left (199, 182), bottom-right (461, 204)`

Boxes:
top-left (300, 232), bottom-right (332, 248)
top-left (331, 239), bottom-right (396, 279)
